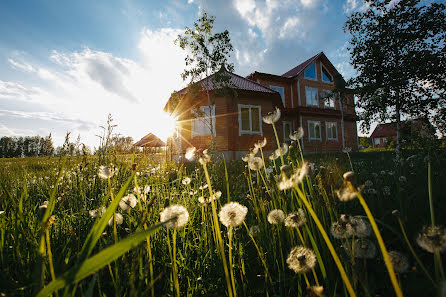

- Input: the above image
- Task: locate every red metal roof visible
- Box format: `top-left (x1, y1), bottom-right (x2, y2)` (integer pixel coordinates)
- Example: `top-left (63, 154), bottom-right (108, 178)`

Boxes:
top-left (281, 52), bottom-right (323, 78)
top-left (370, 123), bottom-right (397, 138)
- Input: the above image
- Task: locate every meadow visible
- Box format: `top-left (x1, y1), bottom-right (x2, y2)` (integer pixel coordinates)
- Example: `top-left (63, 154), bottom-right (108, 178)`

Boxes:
top-left (0, 135), bottom-right (445, 297)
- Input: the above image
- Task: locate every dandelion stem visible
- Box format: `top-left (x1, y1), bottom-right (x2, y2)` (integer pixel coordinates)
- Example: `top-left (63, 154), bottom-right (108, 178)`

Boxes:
top-left (396, 217), bottom-right (436, 286)
top-left (295, 187), bottom-right (357, 297)
top-left (427, 160), bottom-right (435, 227)
top-left (228, 227), bottom-right (237, 297)
top-left (243, 222), bottom-right (272, 284)
top-left (271, 123), bottom-right (285, 166)
top-left (351, 183), bottom-right (403, 297)
top-left (45, 228), bottom-right (59, 297)
top-left (172, 230), bottom-right (180, 297)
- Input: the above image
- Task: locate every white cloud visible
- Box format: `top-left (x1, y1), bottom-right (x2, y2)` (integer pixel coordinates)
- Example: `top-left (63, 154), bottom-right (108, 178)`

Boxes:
top-left (3, 28), bottom-right (188, 146)
top-left (343, 0), bottom-right (369, 14)
top-left (8, 58), bottom-right (35, 72)
top-left (279, 17), bottom-right (301, 39)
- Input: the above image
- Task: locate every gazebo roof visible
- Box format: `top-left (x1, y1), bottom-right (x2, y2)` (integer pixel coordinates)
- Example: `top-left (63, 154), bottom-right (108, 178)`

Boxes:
top-left (134, 133), bottom-right (166, 147)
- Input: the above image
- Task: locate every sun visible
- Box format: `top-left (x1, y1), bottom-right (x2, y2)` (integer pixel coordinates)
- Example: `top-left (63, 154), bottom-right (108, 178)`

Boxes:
top-left (154, 112), bottom-right (177, 141)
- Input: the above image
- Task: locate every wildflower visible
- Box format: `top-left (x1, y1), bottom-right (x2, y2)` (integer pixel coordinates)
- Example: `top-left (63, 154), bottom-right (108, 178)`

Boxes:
top-left (383, 186), bottom-right (391, 196)
top-left (248, 156), bottom-right (264, 171)
top-left (262, 107), bottom-right (281, 124)
top-left (364, 180), bottom-right (373, 187)
top-left (98, 165), bottom-right (115, 179)
top-left (89, 206), bottom-right (106, 218)
top-left (275, 143), bottom-right (289, 156)
top-left (289, 127), bottom-right (304, 141)
top-left (119, 194), bottom-right (138, 211)
top-left (182, 177), bottom-right (191, 185)
top-left (285, 209), bottom-right (307, 228)
top-left (342, 147), bottom-right (352, 153)
top-left (265, 167), bottom-right (273, 176)
top-left (352, 239), bottom-right (376, 259)
top-left (388, 251), bottom-right (409, 273)
top-left (330, 215), bottom-right (371, 239)
top-left (336, 184), bottom-right (359, 201)
top-left (249, 225), bottom-right (260, 237)
top-left (269, 151), bottom-right (280, 161)
top-left (198, 149), bottom-right (211, 165)
top-left (254, 137), bottom-right (267, 149)
top-left (219, 202), bottom-right (248, 228)
top-left (277, 162), bottom-right (309, 191)
top-left (108, 213), bottom-right (123, 226)
top-left (160, 205), bottom-right (189, 229)
top-left (267, 209), bottom-right (285, 225)
top-left (342, 171), bottom-right (355, 183)
top-left (198, 191), bottom-right (221, 204)
top-left (399, 176), bottom-right (407, 182)
top-left (286, 246), bottom-right (317, 273)
top-left (199, 184), bottom-right (208, 190)
top-left (0, 210), bottom-right (4, 215)
top-left (367, 188), bottom-right (377, 195)
top-left (416, 225), bottom-right (446, 253)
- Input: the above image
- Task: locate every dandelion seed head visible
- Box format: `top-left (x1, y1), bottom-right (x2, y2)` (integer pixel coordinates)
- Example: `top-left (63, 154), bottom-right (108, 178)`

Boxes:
top-left (185, 147), bottom-right (196, 161)
top-left (198, 149), bottom-right (211, 165)
top-left (286, 246), bottom-right (317, 273)
top-left (262, 107), bottom-right (281, 124)
top-left (289, 127), bottom-right (304, 141)
top-left (336, 185), bottom-right (358, 201)
top-left (399, 176), bottom-right (407, 182)
top-left (248, 156), bottom-right (264, 171)
top-left (254, 137), bottom-right (267, 149)
top-left (119, 194), bottom-right (138, 211)
top-left (89, 206), bottom-right (106, 218)
top-left (267, 209), bottom-right (285, 225)
top-left (275, 143), bottom-right (288, 157)
top-left (364, 180), bottom-right (373, 187)
top-left (107, 213), bottom-right (123, 226)
top-left (249, 225), bottom-right (260, 237)
top-left (285, 209), bottom-right (307, 228)
top-left (342, 147), bottom-right (352, 153)
top-left (160, 205), bottom-right (189, 229)
top-left (417, 225), bottom-right (446, 253)
top-left (307, 286), bottom-right (324, 297)
top-left (98, 166), bottom-right (115, 179)
top-left (353, 239), bottom-right (376, 259)
top-left (388, 251), bottom-right (409, 273)
top-left (182, 177), bottom-right (191, 185)
top-left (342, 171), bottom-right (355, 182)
top-left (331, 215), bottom-right (370, 238)
top-left (219, 202), bottom-right (248, 227)
top-left (277, 162), bottom-right (309, 191)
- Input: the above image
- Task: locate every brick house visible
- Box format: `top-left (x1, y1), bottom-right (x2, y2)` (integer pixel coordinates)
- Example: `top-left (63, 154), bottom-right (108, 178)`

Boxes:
top-left (164, 52), bottom-right (358, 160)
top-left (370, 119), bottom-right (433, 148)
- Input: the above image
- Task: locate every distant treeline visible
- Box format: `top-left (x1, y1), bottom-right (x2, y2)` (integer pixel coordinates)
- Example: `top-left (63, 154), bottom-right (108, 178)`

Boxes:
top-left (0, 135), bottom-right (55, 158)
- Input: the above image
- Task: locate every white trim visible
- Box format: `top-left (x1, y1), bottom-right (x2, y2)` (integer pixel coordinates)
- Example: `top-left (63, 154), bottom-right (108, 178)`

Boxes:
top-left (320, 64), bottom-right (334, 84)
top-left (308, 120), bottom-right (322, 141)
top-left (190, 105), bottom-right (216, 137)
top-left (297, 79), bottom-right (301, 106)
top-left (283, 120), bottom-right (293, 141)
top-left (238, 104), bottom-right (263, 136)
top-left (325, 121), bottom-right (338, 141)
top-left (304, 62), bottom-right (317, 81)
top-left (305, 86), bottom-right (319, 107)
top-left (270, 85), bottom-right (285, 107)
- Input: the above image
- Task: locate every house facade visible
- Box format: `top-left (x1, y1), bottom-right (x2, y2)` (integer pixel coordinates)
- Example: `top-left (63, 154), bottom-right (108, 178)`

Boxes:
top-left (164, 52), bottom-right (358, 161)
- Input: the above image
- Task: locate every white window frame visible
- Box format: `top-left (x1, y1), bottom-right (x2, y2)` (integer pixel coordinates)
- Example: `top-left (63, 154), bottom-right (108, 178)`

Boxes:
top-left (238, 104), bottom-right (263, 136)
top-left (321, 64), bottom-right (333, 84)
top-left (191, 105), bottom-right (216, 137)
top-left (304, 62), bottom-right (317, 81)
top-left (308, 120), bottom-right (321, 141)
top-left (283, 120), bottom-right (293, 141)
top-left (270, 85), bottom-right (285, 107)
top-left (374, 138), bottom-right (380, 145)
top-left (322, 90), bottom-right (336, 109)
top-left (305, 86), bottom-right (319, 107)
top-left (325, 121), bottom-right (338, 141)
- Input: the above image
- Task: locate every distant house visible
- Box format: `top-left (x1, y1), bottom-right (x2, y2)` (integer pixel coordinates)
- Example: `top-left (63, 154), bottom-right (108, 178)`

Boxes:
top-left (370, 119), bottom-right (434, 148)
top-left (164, 52), bottom-right (358, 161)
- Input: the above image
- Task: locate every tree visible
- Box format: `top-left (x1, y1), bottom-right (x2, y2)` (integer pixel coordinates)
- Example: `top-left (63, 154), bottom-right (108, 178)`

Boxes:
top-left (175, 11), bottom-right (234, 149)
top-left (345, 0), bottom-right (446, 157)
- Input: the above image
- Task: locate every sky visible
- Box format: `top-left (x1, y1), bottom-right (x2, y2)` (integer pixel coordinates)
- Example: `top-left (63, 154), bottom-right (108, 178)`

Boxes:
top-left (0, 0), bottom-right (370, 149)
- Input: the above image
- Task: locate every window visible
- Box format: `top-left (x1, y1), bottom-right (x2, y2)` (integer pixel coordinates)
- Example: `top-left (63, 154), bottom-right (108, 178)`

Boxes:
top-left (270, 86), bottom-right (285, 106)
top-left (191, 105), bottom-right (215, 137)
top-left (383, 138), bottom-right (388, 143)
top-left (283, 121), bottom-right (293, 141)
top-left (305, 87), bottom-right (319, 107)
top-left (326, 122), bottom-right (337, 140)
top-left (321, 65), bottom-right (333, 83)
top-left (304, 62), bottom-right (316, 80)
top-left (322, 90), bottom-right (335, 108)
top-left (308, 121), bottom-right (321, 140)
top-left (374, 138), bottom-right (380, 145)
top-left (238, 104), bottom-right (262, 135)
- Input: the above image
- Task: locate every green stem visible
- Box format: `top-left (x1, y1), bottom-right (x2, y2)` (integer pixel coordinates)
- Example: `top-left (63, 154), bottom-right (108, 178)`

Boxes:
top-left (428, 160), bottom-right (435, 227)
top-left (228, 228), bottom-right (237, 297)
top-left (271, 123), bottom-right (285, 166)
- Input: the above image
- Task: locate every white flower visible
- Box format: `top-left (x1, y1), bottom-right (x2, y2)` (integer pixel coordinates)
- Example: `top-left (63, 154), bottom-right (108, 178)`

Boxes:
top-left (185, 147), bottom-right (196, 161)
top-left (219, 202), bottom-right (248, 227)
top-left (199, 184), bottom-right (208, 190)
top-left (399, 176), bottom-right (407, 182)
top-left (277, 162), bottom-right (310, 191)
top-left (267, 209), bottom-right (285, 224)
top-left (98, 166), bottom-right (115, 179)
top-left (262, 107), bottom-right (281, 124)
top-left (336, 184), bottom-right (359, 201)
top-left (160, 205), bottom-right (189, 229)
top-left (182, 177), bottom-right (191, 185)
top-left (249, 225), bottom-right (260, 237)
top-left (275, 143), bottom-right (288, 156)
top-left (108, 213), bottom-right (123, 226)
top-left (198, 149), bottom-right (211, 165)
top-left (248, 156), bottom-right (264, 171)
top-left (119, 194), bottom-right (138, 211)
top-left (254, 138), bottom-right (267, 149)
top-left (198, 190), bottom-right (221, 204)
top-left (89, 206), bottom-right (106, 218)
top-left (39, 200), bottom-right (49, 211)
top-left (0, 210), bottom-right (5, 215)
top-left (144, 185), bottom-right (150, 194)
top-left (289, 127), bottom-right (304, 141)
top-left (286, 246), bottom-right (317, 273)
top-left (364, 180), bottom-right (373, 187)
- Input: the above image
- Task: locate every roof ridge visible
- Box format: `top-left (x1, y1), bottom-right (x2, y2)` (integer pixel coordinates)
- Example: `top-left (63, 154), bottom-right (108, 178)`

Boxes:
top-left (281, 51), bottom-right (324, 78)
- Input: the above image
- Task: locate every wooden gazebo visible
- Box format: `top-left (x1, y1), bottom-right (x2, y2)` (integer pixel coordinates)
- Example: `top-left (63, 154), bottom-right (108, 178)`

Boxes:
top-left (134, 133), bottom-right (166, 155)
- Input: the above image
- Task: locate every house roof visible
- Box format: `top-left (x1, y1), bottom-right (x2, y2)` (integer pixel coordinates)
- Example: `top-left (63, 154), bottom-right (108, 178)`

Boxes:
top-left (370, 123), bottom-right (397, 138)
top-left (281, 52), bottom-right (323, 78)
top-left (177, 66), bottom-right (276, 95)
top-left (246, 71), bottom-right (292, 82)
top-left (134, 133), bottom-right (166, 147)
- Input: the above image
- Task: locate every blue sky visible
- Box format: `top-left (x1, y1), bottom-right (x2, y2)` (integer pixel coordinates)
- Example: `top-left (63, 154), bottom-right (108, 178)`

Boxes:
top-left (0, 0), bottom-right (367, 148)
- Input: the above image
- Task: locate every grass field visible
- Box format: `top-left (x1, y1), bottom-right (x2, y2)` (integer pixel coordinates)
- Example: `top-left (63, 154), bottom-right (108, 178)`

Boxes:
top-left (0, 144), bottom-right (445, 297)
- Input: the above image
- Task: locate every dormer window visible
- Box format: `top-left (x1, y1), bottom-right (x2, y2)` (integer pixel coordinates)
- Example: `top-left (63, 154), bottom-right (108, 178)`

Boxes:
top-left (321, 65), bottom-right (333, 83)
top-left (270, 85), bottom-right (285, 106)
top-left (304, 62), bottom-right (316, 80)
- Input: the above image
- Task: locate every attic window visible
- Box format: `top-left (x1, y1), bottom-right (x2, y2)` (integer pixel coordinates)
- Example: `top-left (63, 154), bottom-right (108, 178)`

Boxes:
top-left (304, 63), bottom-right (316, 80)
top-left (321, 66), bottom-right (333, 83)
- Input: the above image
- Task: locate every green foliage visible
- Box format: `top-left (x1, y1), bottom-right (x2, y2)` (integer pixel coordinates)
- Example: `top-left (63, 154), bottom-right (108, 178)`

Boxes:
top-left (345, 0), bottom-right (446, 136)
